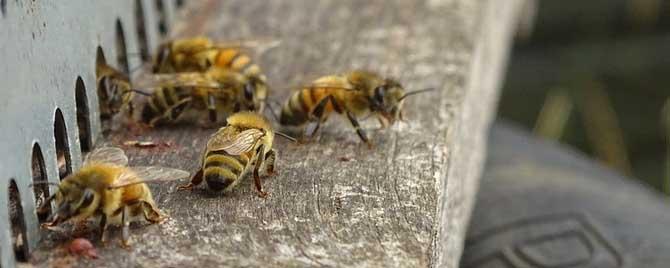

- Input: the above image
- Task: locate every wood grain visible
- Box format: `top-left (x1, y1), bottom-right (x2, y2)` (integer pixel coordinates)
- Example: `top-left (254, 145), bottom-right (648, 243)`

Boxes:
top-left (31, 0), bottom-right (525, 267)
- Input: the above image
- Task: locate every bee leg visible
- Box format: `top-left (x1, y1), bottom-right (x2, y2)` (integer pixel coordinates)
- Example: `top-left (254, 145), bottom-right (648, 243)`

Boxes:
top-left (121, 205), bottom-right (131, 248)
top-left (127, 102), bottom-right (135, 120)
top-left (305, 95), bottom-right (338, 139)
top-left (377, 115), bottom-right (389, 129)
top-left (264, 149), bottom-right (277, 176)
top-left (141, 201), bottom-right (165, 223)
top-left (207, 94), bottom-right (217, 123)
top-left (317, 95), bottom-right (372, 146)
top-left (152, 97), bottom-right (192, 126)
top-left (346, 111), bottom-right (372, 148)
top-left (99, 213), bottom-right (109, 246)
top-left (253, 144), bottom-right (269, 198)
top-left (168, 98), bottom-right (192, 121)
top-left (303, 122), bottom-right (320, 142)
top-left (177, 168), bottom-right (203, 191)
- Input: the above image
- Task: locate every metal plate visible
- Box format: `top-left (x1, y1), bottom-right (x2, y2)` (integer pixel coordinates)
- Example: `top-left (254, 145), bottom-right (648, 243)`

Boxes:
top-left (0, 0), bottom-right (182, 266)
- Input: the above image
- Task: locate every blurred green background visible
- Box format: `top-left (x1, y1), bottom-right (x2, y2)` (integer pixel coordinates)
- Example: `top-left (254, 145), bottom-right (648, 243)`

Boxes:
top-left (498, 0), bottom-right (670, 194)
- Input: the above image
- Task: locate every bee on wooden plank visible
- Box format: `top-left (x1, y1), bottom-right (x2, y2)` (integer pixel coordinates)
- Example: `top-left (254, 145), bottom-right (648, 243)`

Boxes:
top-left (177, 112), bottom-right (295, 197)
top-left (152, 36), bottom-right (274, 103)
top-left (152, 36), bottom-right (276, 78)
top-left (37, 147), bottom-right (189, 247)
top-left (279, 70), bottom-right (433, 146)
top-left (135, 67), bottom-right (268, 127)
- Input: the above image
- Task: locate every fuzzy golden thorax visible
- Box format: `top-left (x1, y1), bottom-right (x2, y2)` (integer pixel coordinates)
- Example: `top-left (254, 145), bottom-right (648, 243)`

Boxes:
top-left (49, 164), bottom-right (123, 224)
top-left (155, 36), bottom-right (214, 73)
top-left (226, 112), bottom-right (274, 150)
top-left (171, 36), bottom-right (213, 54)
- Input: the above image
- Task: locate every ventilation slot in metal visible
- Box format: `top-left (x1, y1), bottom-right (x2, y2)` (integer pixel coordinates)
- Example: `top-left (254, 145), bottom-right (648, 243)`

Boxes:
top-left (54, 109), bottom-right (72, 180)
top-left (31, 143), bottom-right (51, 222)
top-left (9, 180), bottom-right (28, 262)
top-left (135, 0), bottom-right (150, 61)
top-left (75, 77), bottom-right (92, 153)
top-left (155, 0), bottom-right (169, 37)
top-left (116, 19), bottom-right (130, 74)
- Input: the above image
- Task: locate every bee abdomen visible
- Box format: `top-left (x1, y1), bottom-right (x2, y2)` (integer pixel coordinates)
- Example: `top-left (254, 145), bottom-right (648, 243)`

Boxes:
top-left (141, 87), bottom-right (188, 123)
top-left (279, 91), bottom-right (311, 125)
top-left (202, 153), bottom-right (247, 192)
top-left (215, 49), bottom-right (263, 78)
top-left (203, 167), bottom-right (237, 191)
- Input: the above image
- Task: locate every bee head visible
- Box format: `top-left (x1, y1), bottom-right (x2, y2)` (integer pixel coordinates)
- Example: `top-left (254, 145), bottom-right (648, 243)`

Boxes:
top-left (370, 80), bottom-right (405, 125)
top-left (370, 80), bottom-right (435, 125)
top-left (98, 77), bottom-right (131, 116)
top-left (43, 176), bottom-right (99, 226)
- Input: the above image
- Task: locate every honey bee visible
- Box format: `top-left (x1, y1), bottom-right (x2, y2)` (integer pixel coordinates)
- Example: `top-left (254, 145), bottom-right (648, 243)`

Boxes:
top-left (279, 70), bottom-right (433, 145)
top-left (177, 112), bottom-right (295, 197)
top-left (152, 36), bottom-right (274, 81)
top-left (152, 37), bottom-right (272, 109)
top-left (38, 147), bottom-right (189, 247)
top-left (137, 67), bottom-right (267, 126)
top-left (96, 58), bottom-right (134, 119)
top-left (152, 36), bottom-right (213, 73)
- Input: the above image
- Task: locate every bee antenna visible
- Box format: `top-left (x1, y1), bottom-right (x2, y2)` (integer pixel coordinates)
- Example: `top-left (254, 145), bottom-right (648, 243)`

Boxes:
top-left (398, 88), bottom-right (435, 101)
top-left (275, 131), bottom-right (297, 142)
top-left (31, 182), bottom-right (62, 209)
top-left (263, 99), bottom-right (282, 122)
top-left (127, 89), bottom-right (153, 96)
top-left (263, 99), bottom-right (279, 121)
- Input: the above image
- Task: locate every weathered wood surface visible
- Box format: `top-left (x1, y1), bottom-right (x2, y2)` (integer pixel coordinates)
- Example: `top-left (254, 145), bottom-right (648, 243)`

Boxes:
top-left (31, 0), bottom-right (525, 267)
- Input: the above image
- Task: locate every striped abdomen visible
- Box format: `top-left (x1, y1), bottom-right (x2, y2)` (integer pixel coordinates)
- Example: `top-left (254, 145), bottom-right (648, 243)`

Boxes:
top-left (279, 87), bottom-right (342, 126)
top-left (141, 86), bottom-right (192, 123)
top-left (214, 49), bottom-right (264, 80)
top-left (202, 150), bottom-right (251, 191)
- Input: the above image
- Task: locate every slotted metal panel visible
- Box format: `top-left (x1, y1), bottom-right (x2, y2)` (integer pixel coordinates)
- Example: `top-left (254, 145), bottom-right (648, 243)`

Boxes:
top-left (0, 1), bottom-right (181, 266)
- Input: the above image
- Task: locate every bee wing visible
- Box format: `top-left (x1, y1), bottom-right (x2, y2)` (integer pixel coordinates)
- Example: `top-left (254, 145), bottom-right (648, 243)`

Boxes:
top-left (207, 129), bottom-right (265, 155)
top-left (83, 147), bottom-right (128, 166)
top-left (210, 38), bottom-right (282, 51)
top-left (300, 84), bottom-right (357, 92)
top-left (133, 73), bottom-right (223, 91)
top-left (108, 166), bottom-right (190, 189)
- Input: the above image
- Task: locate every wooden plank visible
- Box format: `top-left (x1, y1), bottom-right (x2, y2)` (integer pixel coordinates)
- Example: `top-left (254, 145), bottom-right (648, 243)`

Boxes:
top-left (30, 0), bottom-right (525, 267)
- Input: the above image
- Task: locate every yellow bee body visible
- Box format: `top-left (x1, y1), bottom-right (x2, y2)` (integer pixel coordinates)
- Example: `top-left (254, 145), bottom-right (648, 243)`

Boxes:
top-left (280, 70), bottom-right (425, 145)
top-left (153, 36), bottom-right (267, 81)
top-left (152, 37), bottom-right (269, 110)
top-left (139, 68), bottom-right (267, 126)
top-left (56, 164), bottom-right (156, 224)
top-left (210, 46), bottom-right (267, 82)
top-left (178, 112), bottom-right (277, 197)
top-left (41, 147), bottom-right (189, 246)
top-left (153, 36), bottom-right (214, 73)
